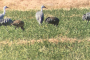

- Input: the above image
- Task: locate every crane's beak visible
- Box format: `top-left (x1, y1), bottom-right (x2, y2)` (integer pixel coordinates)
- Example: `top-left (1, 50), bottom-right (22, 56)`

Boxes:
top-left (43, 6), bottom-right (46, 8)
top-left (6, 6), bottom-right (9, 8)
top-left (44, 6), bottom-right (46, 8)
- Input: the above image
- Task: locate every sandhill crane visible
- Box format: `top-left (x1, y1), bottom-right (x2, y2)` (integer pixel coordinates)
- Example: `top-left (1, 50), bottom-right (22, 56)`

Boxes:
top-left (35, 5), bottom-right (46, 25)
top-left (0, 6), bottom-right (8, 19)
top-left (0, 18), bottom-right (13, 26)
top-left (82, 12), bottom-right (90, 24)
top-left (45, 17), bottom-right (59, 26)
top-left (11, 20), bottom-right (24, 31)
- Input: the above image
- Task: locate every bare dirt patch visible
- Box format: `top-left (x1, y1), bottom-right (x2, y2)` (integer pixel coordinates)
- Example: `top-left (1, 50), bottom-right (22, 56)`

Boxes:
top-left (0, 0), bottom-right (90, 10)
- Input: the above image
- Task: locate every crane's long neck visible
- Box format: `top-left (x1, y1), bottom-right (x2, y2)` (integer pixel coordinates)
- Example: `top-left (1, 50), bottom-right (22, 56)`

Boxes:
top-left (41, 7), bottom-right (43, 12)
top-left (3, 8), bottom-right (6, 15)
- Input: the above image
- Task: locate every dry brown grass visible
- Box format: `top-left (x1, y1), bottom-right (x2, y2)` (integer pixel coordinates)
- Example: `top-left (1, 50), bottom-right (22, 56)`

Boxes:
top-left (0, 0), bottom-right (90, 10)
top-left (0, 36), bottom-right (84, 46)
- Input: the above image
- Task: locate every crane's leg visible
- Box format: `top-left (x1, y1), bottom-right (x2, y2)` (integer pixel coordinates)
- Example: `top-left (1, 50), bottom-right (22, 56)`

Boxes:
top-left (15, 27), bottom-right (16, 29)
top-left (15, 26), bottom-right (18, 29)
top-left (21, 26), bottom-right (24, 31)
top-left (87, 20), bottom-right (89, 24)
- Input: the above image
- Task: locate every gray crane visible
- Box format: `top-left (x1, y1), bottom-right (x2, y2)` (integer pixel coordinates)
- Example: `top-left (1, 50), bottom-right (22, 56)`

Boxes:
top-left (82, 12), bottom-right (90, 24)
top-left (0, 6), bottom-right (8, 19)
top-left (0, 18), bottom-right (13, 31)
top-left (45, 17), bottom-right (59, 26)
top-left (0, 18), bottom-right (13, 26)
top-left (35, 5), bottom-right (46, 25)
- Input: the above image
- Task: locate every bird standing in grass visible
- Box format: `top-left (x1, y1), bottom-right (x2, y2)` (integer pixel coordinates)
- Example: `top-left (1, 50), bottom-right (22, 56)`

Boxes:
top-left (35, 5), bottom-right (46, 25)
top-left (0, 18), bottom-right (13, 26)
top-left (0, 6), bottom-right (8, 19)
top-left (82, 12), bottom-right (90, 24)
top-left (45, 17), bottom-right (59, 26)
top-left (0, 18), bottom-right (13, 31)
top-left (11, 20), bottom-right (25, 31)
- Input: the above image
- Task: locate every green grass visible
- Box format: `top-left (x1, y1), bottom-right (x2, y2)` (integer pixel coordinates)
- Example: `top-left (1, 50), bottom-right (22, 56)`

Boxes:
top-left (0, 8), bottom-right (90, 40)
top-left (0, 8), bottom-right (90, 59)
top-left (0, 41), bottom-right (90, 60)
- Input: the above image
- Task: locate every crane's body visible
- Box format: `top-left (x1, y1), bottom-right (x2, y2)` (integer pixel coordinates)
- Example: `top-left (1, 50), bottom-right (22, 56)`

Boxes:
top-left (45, 17), bottom-right (59, 26)
top-left (82, 12), bottom-right (90, 24)
top-left (0, 18), bottom-right (13, 26)
top-left (35, 11), bottom-right (44, 24)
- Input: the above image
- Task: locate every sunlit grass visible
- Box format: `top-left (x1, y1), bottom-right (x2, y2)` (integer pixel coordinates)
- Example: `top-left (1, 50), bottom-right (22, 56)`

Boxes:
top-left (0, 41), bottom-right (90, 60)
top-left (0, 8), bottom-right (90, 59)
top-left (0, 8), bottom-right (90, 40)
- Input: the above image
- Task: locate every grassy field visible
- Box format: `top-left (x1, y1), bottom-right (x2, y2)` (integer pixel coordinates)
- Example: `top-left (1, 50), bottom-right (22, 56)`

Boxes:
top-left (0, 8), bottom-right (90, 60)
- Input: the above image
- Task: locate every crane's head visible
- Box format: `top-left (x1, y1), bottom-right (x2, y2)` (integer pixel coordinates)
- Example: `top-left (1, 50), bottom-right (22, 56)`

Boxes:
top-left (41, 5), bottom-right (46, 8)
top-left (3, 6), bottom-right (9, 9)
